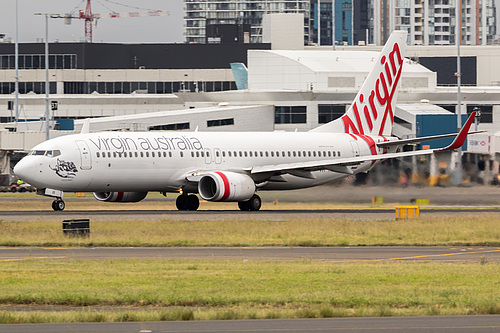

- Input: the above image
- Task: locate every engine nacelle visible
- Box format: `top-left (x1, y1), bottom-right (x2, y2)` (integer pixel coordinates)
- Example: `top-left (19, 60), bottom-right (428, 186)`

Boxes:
top-left (93, 192), bottom-right (148, 202)
top-left (198, 171), bottom-right (255, 202)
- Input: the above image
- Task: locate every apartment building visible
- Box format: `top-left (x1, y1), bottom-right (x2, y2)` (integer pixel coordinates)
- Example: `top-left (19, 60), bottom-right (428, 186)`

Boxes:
top-left (184, 0), bottom-right (310, 44)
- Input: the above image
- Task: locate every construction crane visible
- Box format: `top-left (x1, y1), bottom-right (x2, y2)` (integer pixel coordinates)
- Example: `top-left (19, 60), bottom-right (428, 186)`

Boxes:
top-left (63, 0), bottom-right (170, 43)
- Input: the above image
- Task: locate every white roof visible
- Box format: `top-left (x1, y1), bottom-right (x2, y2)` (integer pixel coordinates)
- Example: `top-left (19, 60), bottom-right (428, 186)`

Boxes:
top-left (396, 103), bottom-right (452, 115)
top-left (260, 50), bottom-right (433, 74)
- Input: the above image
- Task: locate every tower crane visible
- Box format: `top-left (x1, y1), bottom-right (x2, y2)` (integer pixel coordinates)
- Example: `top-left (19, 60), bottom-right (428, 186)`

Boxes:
top-left (63, 0), bottom-right (170, 43)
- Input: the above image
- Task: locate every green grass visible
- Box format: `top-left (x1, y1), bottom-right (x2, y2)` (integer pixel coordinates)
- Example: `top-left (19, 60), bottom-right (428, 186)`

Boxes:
top-left (1, 214), bottom-right (500, 247)
top-left (0, 260), bottom-right (499, 323)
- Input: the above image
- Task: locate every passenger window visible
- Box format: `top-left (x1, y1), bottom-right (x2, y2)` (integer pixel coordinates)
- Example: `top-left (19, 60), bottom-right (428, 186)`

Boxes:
top-left (338, 151), bottom-right (341, 157)
top-left (169, 152), bottom-right (172, 157)
top-left (271, 152), bottom-right (274, 157)
top-left (201, 151), bottom-right (205, 157)
top-left (244, 151), bottom-right (248, 157)
top-left (313, 152), bottom-right (316, 157)
top-left (260, 152), bottom-right (263, 157)
top-left (249, 152), bottom-right (252, 157)
top-left (293, 151), bottom-right (296, 157)
top-left (265, 152), bottom-right (269, 157)
top-left (140, 152), bottom-right (144, 157)
top-left (207, 152), bottom-right (210, 157)
top-left (239, 151), bottom-right (242, 157)
top-left (298, 151), bottom-right (301, 157)
top-left (228, 151), bottom-right (232, 157)
top-left (146, 152), bottom-right (150, 157)
top-left (332, 151), bottom-right (336, 157)
top-left (303, 151), bottom-right (306, 156)
top-left (180, 152), bottom-right (184, 157)
top-left (308, 152), bottom-right (311, 157)
top-left (216, 151), bottom-right (220, 157)
top-left (328, 151), bottom-right (331, 157)
top-left (113, 152), bottom-right (117, 158)
top-left (152, 152), bottom-right (155, 157)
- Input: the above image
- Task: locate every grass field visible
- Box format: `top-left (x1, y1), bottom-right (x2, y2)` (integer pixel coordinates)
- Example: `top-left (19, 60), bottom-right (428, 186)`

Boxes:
top-left (0, 260), bottom-right (499, 323)
top-left (1, 214), bottom-right (499, 247)
top-left (2, 193), bottom-right (500, 324)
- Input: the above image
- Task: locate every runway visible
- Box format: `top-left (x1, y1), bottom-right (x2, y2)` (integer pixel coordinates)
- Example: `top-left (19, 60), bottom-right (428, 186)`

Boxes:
top-left (2, 246), bottom-right (500, 263)
top-left (2, 315), bottom-right (500, 333)
top-left (0, 207), bottom-right (499, 218)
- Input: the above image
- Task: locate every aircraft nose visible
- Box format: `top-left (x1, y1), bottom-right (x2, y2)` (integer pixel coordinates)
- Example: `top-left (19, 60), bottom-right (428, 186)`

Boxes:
top-left (13, 157), bottom-right (35, 183)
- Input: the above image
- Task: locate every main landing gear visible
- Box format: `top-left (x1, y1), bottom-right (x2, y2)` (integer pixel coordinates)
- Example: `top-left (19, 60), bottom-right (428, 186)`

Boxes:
top-left (175, 193), bottom-right (262, 211)
top-left (51, 199), bottom-right (65, 211)
top-left (176, 194), bottom-right (200, 211)
top-left (238, 194), bottom-right (262, 211)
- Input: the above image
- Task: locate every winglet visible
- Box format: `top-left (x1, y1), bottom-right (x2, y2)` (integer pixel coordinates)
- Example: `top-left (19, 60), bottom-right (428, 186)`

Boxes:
top-left (80, 118), bottom-right (90, 134)
top-left (439, 111), bottom-right (476, 151)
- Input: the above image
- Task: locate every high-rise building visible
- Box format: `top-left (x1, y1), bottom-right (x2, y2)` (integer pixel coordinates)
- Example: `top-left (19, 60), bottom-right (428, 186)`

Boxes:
top-left (370, 0), bottom-right (496, 46)
top-left (184, 0), bottom-right (310, 44)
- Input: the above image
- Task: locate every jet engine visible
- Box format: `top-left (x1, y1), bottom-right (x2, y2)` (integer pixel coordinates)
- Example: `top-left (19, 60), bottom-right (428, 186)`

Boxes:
top-left (93, 192), bottom-right (148, 202)
top-left (198, 171), bottom-right (255, 202)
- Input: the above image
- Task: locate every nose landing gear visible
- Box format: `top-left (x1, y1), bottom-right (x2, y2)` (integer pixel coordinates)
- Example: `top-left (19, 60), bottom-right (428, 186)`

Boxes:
top-left (52, 199), bottom-right (65, 211)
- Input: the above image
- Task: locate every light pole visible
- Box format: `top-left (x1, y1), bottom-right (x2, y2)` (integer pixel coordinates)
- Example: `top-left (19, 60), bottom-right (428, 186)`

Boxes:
top-left (455, 0), bottom-right (462, 183)
top-left (34, 13), bottom-right (62, 140)
top-left (14, 0), bottom-right (18, 129)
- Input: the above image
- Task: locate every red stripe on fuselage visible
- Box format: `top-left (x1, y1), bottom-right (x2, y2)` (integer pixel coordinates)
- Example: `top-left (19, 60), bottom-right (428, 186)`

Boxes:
top-left (215, 172), bottom-right (230, 201)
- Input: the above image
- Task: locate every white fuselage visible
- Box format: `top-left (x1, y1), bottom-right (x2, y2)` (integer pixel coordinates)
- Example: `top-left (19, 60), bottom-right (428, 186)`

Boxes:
top-left (15, 131), bottom-right (387, 194)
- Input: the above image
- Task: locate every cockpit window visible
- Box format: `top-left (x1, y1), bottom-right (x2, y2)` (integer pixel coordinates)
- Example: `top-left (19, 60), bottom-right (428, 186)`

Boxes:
top-left (28, 149), bottom-right (61, 157)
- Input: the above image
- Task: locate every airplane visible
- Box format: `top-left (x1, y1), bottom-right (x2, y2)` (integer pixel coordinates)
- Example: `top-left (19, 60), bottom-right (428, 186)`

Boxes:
top-left (13, 30), bottom-right (477, 212)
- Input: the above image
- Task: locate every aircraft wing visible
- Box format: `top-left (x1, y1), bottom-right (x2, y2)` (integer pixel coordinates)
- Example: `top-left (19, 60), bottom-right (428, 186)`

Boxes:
top-left (250, 111), bottom-right (477, 178)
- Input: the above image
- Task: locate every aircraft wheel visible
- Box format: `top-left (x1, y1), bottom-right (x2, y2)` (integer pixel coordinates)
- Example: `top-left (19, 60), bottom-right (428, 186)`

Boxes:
top-left (52, 199), bottom-right (65, 211)
top-left (176, 194), bottom-right (189, 211)
top-left (187, 194), bottom-right (200, 211)
top-left (248, 194), bottom-right (262, 211)
top-left (238, 201), bottom-right (250, 211)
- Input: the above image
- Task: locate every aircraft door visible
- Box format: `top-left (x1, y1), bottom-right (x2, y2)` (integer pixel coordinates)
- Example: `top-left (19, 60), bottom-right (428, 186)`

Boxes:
top-left (204, 148), bottom-right (212, 164)
top-left (75, 140), bottom-right (92, 170)
top-left (350, 141), bottom-right (360, 157)
top-left (214, 148), bottom-right (222, 164)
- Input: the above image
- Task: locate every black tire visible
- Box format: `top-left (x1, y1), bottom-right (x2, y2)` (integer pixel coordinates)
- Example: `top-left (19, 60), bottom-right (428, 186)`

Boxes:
top-left (187, 194), bottom-right (200, 211)
top-left (176, 194), bottom-right (189, 211)
top-left (248, 195), bottom-right (262, 211)
top-left (52, 200), bottom-right (65, 211)
top-left (238, 201), bottom-right (250, 211)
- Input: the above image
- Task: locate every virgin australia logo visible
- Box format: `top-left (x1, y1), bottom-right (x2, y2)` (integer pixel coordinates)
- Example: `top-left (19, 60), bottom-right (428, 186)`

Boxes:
top-left (50, 159), bottom-right (78, 179)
